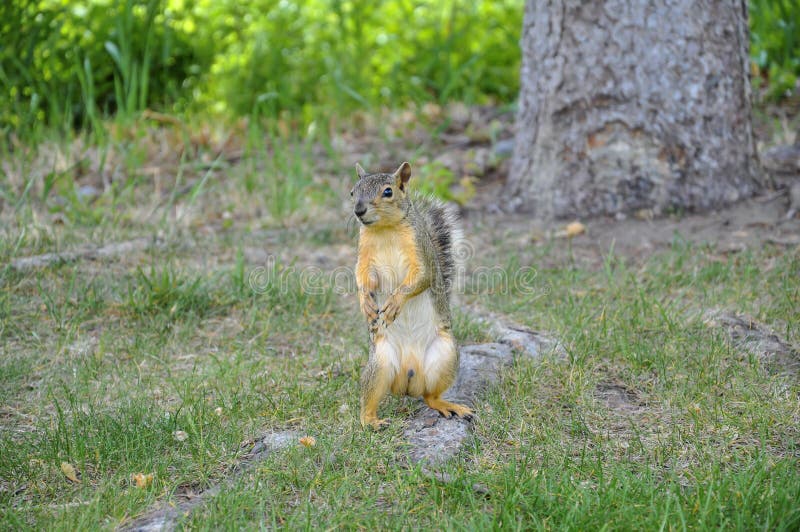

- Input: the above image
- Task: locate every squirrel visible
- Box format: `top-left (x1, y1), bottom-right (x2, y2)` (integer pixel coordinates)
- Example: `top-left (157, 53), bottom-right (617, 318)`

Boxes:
top-left (351, 161), bottom-right (473, 429)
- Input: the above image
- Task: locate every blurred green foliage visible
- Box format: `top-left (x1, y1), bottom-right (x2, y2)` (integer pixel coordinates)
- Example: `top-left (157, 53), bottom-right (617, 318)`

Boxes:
top-left (2, 0), bottom-right (798, 142)
top-left (750, 0), bottom-right (800, 100)
top-left (1, 0), bottom-right (522, 139)
top-left (1, 0), bottom-right (208, 136)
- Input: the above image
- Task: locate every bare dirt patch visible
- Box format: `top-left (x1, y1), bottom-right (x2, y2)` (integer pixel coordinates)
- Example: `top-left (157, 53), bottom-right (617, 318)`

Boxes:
top-left (594, 381), bottom-right (644, 415)
top-left (9, 237), bottom-right (163, 272)
top-left (463, 190), bottom-right (799, 271)
top-left (704, 310), bottom-right (800, 377)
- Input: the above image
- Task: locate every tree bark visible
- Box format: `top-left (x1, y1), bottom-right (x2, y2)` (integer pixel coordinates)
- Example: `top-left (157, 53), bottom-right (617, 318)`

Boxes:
top-left (507, 0), bottom-right (762, 219)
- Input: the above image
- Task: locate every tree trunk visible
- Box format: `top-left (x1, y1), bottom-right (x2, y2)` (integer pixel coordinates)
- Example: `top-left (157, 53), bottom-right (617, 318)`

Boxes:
top-left (507, 0), bottom-right (762, 219)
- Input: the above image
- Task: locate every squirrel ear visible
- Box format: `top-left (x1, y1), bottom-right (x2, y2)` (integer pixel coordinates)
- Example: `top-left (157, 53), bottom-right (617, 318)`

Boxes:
top-left (355, 163), bottom-right (367, 180)
top-left (393, 162), bottom-right (411, 190)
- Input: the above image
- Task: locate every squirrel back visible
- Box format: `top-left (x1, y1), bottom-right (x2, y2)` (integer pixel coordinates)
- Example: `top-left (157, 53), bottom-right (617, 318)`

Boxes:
top-left (406, 192), bottom-right (463, 298)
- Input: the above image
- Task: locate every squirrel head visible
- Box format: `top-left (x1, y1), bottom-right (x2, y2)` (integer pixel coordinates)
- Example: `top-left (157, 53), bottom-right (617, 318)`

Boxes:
top-left (351, 162), bottom-right (411, 228)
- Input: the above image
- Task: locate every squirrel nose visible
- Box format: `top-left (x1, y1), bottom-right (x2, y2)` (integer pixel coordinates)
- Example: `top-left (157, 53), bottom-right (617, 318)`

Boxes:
top-left (354, 202), bottom-right (367, 217)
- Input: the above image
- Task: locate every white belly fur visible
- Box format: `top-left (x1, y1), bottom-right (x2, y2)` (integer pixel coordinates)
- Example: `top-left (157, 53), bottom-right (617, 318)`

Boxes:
top-left (383, 290), bottom-right (438, 358)
top-left (370, 239), bottom-right (449, 396)
top-left (372, 243), bottom-right (438, 357)
top-left (377, 290), bottom-right (440, 397)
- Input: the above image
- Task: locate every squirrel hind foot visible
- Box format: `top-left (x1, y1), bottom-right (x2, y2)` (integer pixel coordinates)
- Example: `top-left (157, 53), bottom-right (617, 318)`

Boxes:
top-left (368, 418), bottom-right (391, 431)
top-left (424, 397), bottom-right (473, 420)
top-left (361, 415), bottom-right (391, 431)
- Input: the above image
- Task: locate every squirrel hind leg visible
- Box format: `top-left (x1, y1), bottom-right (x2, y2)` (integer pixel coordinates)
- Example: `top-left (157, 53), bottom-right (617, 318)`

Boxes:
top-left (360, 339), bottom-right (397, 429)
top-left (421, 330), bottom-right (473, 419)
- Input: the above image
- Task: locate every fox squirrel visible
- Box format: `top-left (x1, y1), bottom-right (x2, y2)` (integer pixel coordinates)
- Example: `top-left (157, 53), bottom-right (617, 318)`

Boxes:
top-left (351, 162), bottom-right (472, 429)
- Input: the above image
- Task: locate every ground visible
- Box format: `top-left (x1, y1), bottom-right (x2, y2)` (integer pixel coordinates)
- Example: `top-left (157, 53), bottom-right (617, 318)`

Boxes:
top-left (0, 104), bottom-right (799, 529)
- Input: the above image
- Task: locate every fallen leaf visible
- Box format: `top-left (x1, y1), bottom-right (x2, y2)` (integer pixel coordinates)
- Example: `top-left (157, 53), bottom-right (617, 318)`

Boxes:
top-left (173, 430), bottom-right (188, 442)
top-left (422, 102), bottom-right (442, 120)
top-left (132, 473), bottom-right (154, 488)
top-left (530, 228), bottom-right (547, 243)
top-left (60, 462), bottom-right (80, 483)
top-left (565, 221), bottom-right (586, 238)
top-left (299, 436), bottom-right (316, 447)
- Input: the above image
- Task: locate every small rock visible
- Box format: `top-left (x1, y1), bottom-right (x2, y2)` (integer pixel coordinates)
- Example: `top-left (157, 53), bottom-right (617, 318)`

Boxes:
top-left (761, 144), bottom-right (800, 173)
top-left (466, 148), bottom-right (492, 177)
top-left (423, 417), bottom-right (438, 428)
top-left (787, 183), bottom-right (800, 219)
top-left (420, 466), bottom-right (455, 484)
top-left (447, 102), bottom-right (471, 128)
top-left (243, 247), bottom-right (269, 263)
top-left (77, 185), bottom-right (99, 201)
top-left (433, 151), bottom-right (462, 173)
top-left (493, 139), bottom-right (515, 158)
top-left (472, 483), bottom-right (490, 496)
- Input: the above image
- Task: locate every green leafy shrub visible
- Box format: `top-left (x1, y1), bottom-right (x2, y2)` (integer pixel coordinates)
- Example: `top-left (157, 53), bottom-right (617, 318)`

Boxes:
top-left (5, 0), bottom-right (800, 137)
top-left (189, 0), bottom-right (523, 119)
top-left (0, 0), bottom-right (211, 137)
top-left (1, 0), bottom-right (523, 137)
top-left (750, 0), bottom-right (800, 100)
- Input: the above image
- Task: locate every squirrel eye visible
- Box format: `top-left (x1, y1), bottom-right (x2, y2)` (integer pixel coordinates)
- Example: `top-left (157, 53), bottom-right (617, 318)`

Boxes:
top-left (382, 187), bottom-right (393, 198)
top-left (350, 189), bottom-right (354, 197)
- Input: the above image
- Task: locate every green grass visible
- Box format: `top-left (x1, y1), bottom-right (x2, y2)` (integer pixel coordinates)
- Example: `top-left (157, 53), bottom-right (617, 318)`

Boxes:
top-left (1, 109), bottom-right (799, 528)
top-left (3, 0), bottom-right (800, 516)
top-left (1, 206), bottom-right (798, 529)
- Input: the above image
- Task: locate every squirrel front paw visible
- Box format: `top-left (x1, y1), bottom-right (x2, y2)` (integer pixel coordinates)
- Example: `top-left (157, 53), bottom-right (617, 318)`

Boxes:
top-left (360, 292), bottom-right (379, 324)
top-left (368, 315), bottom-right (382, 334)
top-left (380, 293), bottom-right (404, 326)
